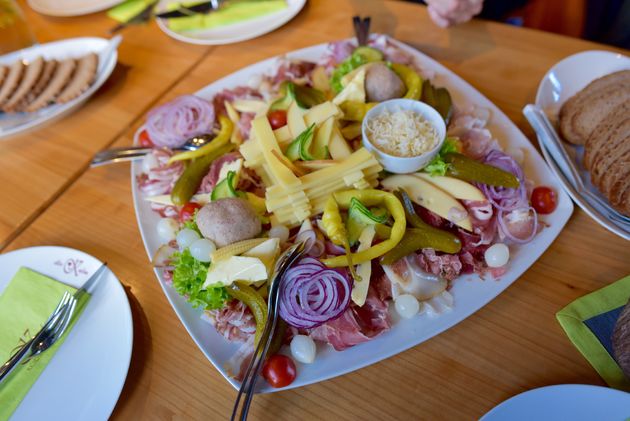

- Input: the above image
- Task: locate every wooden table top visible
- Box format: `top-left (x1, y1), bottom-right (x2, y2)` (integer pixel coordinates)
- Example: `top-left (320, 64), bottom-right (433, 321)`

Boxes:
top-left (3, 0), bottom-right (630, 419)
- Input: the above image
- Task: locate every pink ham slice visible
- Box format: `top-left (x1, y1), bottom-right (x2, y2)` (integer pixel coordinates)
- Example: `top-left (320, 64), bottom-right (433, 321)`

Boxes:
top-left (308, 276), bottom-right (391, 351)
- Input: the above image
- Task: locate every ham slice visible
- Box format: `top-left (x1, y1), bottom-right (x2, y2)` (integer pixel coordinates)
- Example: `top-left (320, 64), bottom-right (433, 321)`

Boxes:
top-left (308, 276), bottom-right (390, 351)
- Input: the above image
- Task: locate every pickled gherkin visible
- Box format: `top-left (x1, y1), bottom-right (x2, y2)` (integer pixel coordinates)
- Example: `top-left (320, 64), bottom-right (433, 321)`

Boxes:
top-left (381, 227), bottom-right (462, 265)
top-left (170, 143), bottom-right (235, 206)
top-left (444, 153), bottom-right (520, 188)
top-left (380, 190), bottom-right (462, 265)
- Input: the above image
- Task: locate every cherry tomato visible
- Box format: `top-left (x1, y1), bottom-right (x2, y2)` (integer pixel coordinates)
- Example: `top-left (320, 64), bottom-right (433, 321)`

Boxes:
top-left (262, 354), bottom-right (297, 388)
top-left (180, 202), bottom-right (202, 222)
top-left (268, 110), bottom-right (287, 130)
top-left (531, 186), bottom-right (557, 214)
top-left (139, 129), bottom-right (153, 147)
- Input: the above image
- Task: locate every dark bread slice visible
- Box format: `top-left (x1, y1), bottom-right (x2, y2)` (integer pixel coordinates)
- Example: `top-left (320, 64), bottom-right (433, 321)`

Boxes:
top-left (589, 118), bottom-right (630, 185)
top-left (559, 70), bottom-right (630, 144)
top-left (613, 299), bottom-right (630, 379)
top-left (594, 136), bottom-right (630, 195)
top-left (570, 88), bottom-right (630, 145)
top-left (601, 156), bottom-right (629, 208)
top-left (584, 103), bottom-right (630, 170)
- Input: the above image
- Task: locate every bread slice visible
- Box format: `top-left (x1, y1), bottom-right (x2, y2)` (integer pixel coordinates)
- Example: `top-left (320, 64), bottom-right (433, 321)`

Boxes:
top-left (584, 103), bottom-right (630, 170)
top-left (559, 70), bottom-right (630, 144)
top-left (571, 88), bottom-right (630, 145)
top-left (17, 59), bottom-right (57, 111)
top-left (588, 117), bottom-right (630, 185)
top-left (613, 299), bottom-right (630, 377)
top-left (0, 60), bottom-right (25, 106)
top-left (2, 56), bottom-right (44, 112)
top-left (56, 53), bottom-right (98, 104)
top-left (25, 58), bottom-right (76, 112)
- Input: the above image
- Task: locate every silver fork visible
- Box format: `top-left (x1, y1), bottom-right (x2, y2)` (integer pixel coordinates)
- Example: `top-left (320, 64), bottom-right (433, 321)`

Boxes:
top-left (231, 240), bottom-right (307, 421)
top-left (0, 291), bottom-right (77, 384)
top-left (90, 133), bottom-right (215, 167)
top-left (523, 104), bottom-right (630, 227)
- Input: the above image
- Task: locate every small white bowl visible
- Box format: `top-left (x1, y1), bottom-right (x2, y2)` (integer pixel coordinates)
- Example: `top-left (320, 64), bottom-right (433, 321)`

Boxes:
top-left (362, 98), bottom-right (446, 174)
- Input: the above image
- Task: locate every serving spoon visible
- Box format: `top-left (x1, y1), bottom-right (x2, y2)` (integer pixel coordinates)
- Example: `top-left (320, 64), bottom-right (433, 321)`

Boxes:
top-left (90, 133), bottom-right (214, 167)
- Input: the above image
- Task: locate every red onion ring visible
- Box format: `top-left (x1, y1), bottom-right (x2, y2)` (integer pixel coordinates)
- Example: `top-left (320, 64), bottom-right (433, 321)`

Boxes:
top-left (279, 257), bottom-right (352, 329)
top-left (146, 95), bottom-right (215, 148)
top-left (478, 150), bottom-right (528, 212)
top-left (497, 207), bottom-right (538, 244)
top-left (296, 229), bottom-right (325, 257)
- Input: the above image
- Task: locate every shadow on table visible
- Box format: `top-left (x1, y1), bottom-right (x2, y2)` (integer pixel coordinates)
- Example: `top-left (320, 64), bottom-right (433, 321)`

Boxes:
top-left (109, 283), bottom-right (152, 418)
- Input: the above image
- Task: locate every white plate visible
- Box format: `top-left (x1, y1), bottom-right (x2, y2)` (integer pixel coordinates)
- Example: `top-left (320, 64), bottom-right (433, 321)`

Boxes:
top-left (0, 36), bottom-right (120, 140)
top-left (156, 0), bottom-right (306, 45)
top-left (131, 36), bottom-right (573, 392)
top-left (28, 0), bottom-right (122, 17)
top-left (481, 384), bottom-right (630, 420)
top-left (535, 50), bottom-right (630, 240)
top-left (0, 246), bottom-right (133, 420)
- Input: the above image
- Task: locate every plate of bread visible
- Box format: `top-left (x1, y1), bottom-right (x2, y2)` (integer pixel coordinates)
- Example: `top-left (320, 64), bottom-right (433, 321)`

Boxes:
top-left (534, 50), bottom-right (630, 240)
top-left (0, 36), bottom-right (120, 140)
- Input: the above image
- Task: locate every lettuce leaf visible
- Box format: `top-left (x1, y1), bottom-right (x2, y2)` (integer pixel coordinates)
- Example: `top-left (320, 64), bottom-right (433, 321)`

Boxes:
top-left (423, 137), bottom-right (460, 176)
top-left (172, 248), bottom-right (227, 310)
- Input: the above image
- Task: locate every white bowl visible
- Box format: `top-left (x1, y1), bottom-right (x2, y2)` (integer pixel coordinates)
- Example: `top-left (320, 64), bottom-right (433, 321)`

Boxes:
top-left (361, 98), bottom-right (446, 174)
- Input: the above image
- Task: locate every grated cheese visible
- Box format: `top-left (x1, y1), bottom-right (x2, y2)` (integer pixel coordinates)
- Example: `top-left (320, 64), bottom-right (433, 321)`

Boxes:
top-left (366, 109), bottom-right (438, 157)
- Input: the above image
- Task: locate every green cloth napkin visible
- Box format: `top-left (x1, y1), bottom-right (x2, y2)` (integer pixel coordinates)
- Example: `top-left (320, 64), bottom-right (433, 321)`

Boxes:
top-left (166, 0), bottom-right (288, 33)
top-left (557, 275), bottom-right (630, 391)
top-left (0, 268), bottom-right (89, 421)
top-left (107, 0), bottom-right (155, 23)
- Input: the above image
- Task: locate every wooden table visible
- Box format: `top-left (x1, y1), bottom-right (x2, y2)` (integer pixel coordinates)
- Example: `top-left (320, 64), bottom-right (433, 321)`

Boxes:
top-left (3, 0), bottom-right (630, 419)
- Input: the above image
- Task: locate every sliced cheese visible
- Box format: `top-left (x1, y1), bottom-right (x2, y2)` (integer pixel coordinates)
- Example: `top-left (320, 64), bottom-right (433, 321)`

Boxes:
top-left (333, 68), bottom-right (366, 105)
top-left (251, 116), bottom-right (300, 188)
top-left (217, 158), bottom-right (243, 185)
top-left (351, 225), bottom-right (376, 306)
top-left (274, 125), bottom-right (293, 145)
top-left (304, 102), bottom-right (342, 127)
top-left (232, 99), bottom-right (269, 116)
top-left (203, 256), bottom-right (268, 287)
top-left (329, 123), bottom-right (353, 159)
top-left (287, 100), bottom-right (307, 138)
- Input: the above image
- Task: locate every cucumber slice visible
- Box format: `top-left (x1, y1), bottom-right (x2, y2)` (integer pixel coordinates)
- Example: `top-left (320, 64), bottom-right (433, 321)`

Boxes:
top-left (285, 123), bottom-right (316, 161)
top-left (210, 171), bottom-right (239, 201)
top-left (346, 197), bottom-right (389, 245)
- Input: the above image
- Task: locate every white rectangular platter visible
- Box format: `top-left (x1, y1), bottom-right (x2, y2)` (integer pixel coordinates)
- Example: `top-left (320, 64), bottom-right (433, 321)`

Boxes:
top-left (131, 36), bottom-right (573, 392)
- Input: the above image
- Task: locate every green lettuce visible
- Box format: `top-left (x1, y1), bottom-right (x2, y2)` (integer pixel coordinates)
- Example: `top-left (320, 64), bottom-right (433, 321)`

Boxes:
top-left (330, 52), bottom-right (367, 93)
top-left (423, 137), bottom-right (460, 176)
top-left (172, 249), bottom-right (227, 310)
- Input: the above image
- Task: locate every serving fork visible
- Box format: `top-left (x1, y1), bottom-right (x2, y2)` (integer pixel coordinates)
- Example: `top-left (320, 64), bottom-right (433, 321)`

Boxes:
top-left (523, 104), bottom-right (630, 229)
top-left (231, 240), bottom-right (307, 421)
top-left (90, 133), bottom-right (214, 167)
top-left (0, 263), bottom-right (108, 384)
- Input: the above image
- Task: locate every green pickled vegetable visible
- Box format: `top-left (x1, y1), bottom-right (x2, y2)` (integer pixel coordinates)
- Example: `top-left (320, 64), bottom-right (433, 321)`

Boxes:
top-left (210, 170), bottom-right (239, 201)
top-left (381, 227), bottom-right (462, 265)
top-left (354, 46), bottom-right (384, 62)
top-left (285, 123), bottom-right (319, 161)
top-left (294, 84), bottom-right (326, 109)
top-left (380, 190), bottom-right (462, 265)
top-left (424, 137), bottom-right (461, 176)
top-left (346, 197), bottom-right (389, 245)
top-left (270, 82), bottom-right (326, 111)
top-left (339, 101), bottom-right (376, 121)
top-left (170, 143), bottom-right (235, 206)
top-left (421, 82), bottom-right (453, 124)
top-left (444, 153), bottom-right (520, 188)
top-left (391, 63), bottom-right (422, 100)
